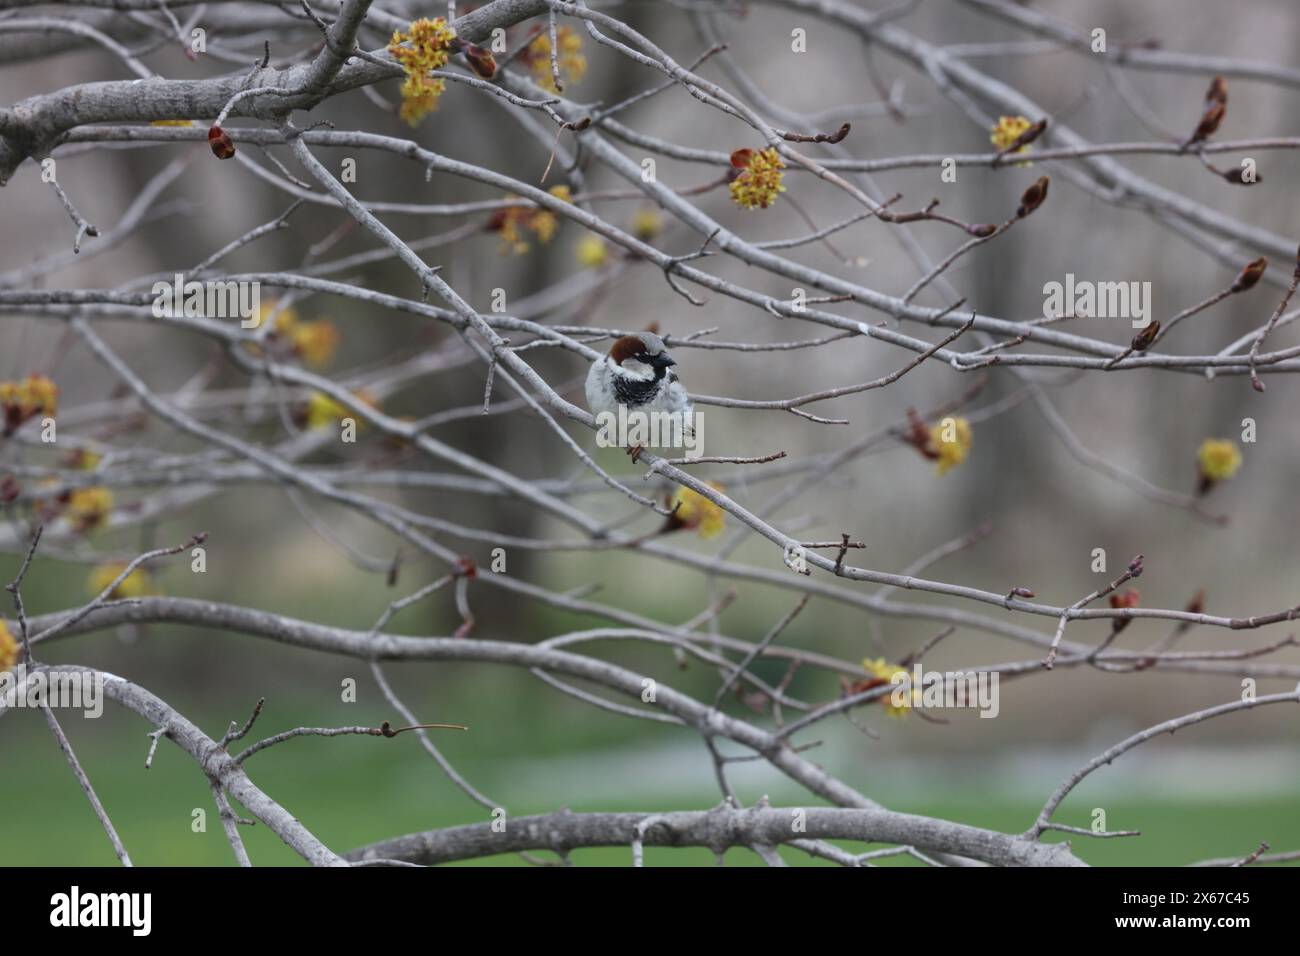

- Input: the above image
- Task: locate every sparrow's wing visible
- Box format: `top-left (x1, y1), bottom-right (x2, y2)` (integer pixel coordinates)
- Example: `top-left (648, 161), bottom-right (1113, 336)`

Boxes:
top-left (663, 378), bottom-right (693, 416)
top-left (584, 358), bottom-right (612, 415)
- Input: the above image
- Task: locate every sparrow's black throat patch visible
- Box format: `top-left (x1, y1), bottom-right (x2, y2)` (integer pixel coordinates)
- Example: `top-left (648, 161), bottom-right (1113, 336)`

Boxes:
top-left (613, 372), bottom-right (662, 406)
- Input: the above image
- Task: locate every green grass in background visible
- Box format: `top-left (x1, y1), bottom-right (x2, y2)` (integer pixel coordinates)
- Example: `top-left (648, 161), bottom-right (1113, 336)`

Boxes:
top-left (4, 714), bottom-right (1296, 866)
top-left (5, 553), bottom-right (1297, 868)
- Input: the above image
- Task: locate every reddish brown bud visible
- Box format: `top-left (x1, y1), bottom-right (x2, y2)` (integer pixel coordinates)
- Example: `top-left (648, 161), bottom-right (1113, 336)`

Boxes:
top-left (660, 506), bottom-right (687, 535)
top-left (0, 474), bottom-right (19, 503)
top-left (207, 125), bottom-right (235, 160)
top-left (1231, 256), bottom-right (1268, 293)
top-left (1186, 100), bottom-right (1225, 146)
top-left (845, 675), bottom-right (889, 696)
top-left (903, 407), bottom-right (938, 459)
top-left (1004, 117), bottom-right (1047, 154)
top-left (1109, 588), bottom-right (1140, 634)
top-left (1016, 175), bottom-right (1049, 217)
top-left (729, 148), bottom-right (755, 169)
top-left (1131, 320), bottom-right (1161, 352)
top-left (461, 42), bottom-right (497, 79)
top-left (1110, 589), bottom-right (1141, 610)
top-left (1221, 166), bottom-right (1260, 186)
top-left (1205, 75), bottom-right (1228, 108)
top-left (453, 555), bottom-right (478, 579)
top-left (484, 209), bottom-right (508, 233)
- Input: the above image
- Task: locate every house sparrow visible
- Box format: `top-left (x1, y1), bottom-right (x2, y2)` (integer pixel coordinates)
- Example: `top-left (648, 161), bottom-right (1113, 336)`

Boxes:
top-left (586, 331), bottom-right (694, 455)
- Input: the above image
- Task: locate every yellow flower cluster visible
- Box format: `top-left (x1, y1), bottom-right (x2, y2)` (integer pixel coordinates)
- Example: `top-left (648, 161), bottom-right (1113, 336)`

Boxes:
top-left (576, 234), bottom-right (608, 268)
top-left (0, 620), bottom-right (19, 673)
top-left (861, 657), bottom-right (917, 717)
top-left (65, 487), bottom-right (113, 533)
top-left (529, 25), bottom-right (586, 92)
top-left (1197, 439), bottom-right (1242, 482)
top-left (150, 120), bottom-right (194, 127)
top-left (88, 562), bottom-right (158, 600)
top-left (927, 417), bottom-right (972, 475)
top-left (267, 303), bottom-right (340, 369)
top-left (990, 115), bottom-right (1034, 164)
top-left (632, 207), bottom-right (662, 241)
top-left (291, 322), bottom-right (339, 369)
top-left (257, 300), bottom-right (296, 331)
top-left (669, 482), bottom-right (726, 539)
top-left (490, 185), bottom-right (571, 254)
top-left (990, 115), bottom-right (1032, 149)
top-left (729, 148), bottom-right (786, 210)
top-left (1, 374), bottom-right (58, 436)
top-left (64, 448), bottom-right (103, 471)
top-left (389, 17), bottom-right (457, 126)
top-left (304, 390), bottom-right (378, 430)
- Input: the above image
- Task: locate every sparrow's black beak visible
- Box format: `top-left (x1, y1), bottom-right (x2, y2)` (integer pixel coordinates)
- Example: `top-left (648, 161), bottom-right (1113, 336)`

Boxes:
top-left (650, 352), bottom-right (677, 369)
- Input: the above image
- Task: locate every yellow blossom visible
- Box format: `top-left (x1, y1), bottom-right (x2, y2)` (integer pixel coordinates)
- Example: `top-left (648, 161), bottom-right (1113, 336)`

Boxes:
top-left (632, 207), bottom-right (662, 241)
top-left (1, 374), bottom-right (59, 435)
top-left (490, 185), bottom-right (571, 254)
top-left (88, 562), bottom-right (158, 600)
top-left (266, 304), bottom-right (339, 368)
top-left (1197, 439), bottom-right (1242, 482)
top-left (729, 148), bottom-right (786, 210)
top-left (389, 17), bottom-right (457, 126)
top-left (927, 416), bottom-right (972, 475)
top-left (23, 375), bottom-right (59, 416)
top-left (861, 657), bottom-right (917, 717)
top-left (304, 390), bottom-right (377, 430)
top-left (529, 25), bottom-right (586, 92)
top-left (261, 300), bottom-right (299, 332)
top-left (398, 77), bottom-right (441, 125)
top-left (65, 487), bottom-right (113, 533)
top-left (65, 448), bottom-right (102, 471)
top-left (669, 482), bottom-right (726, 539)
top-left (150, 120), bottom-right (193, 127)
top-left (990, 115), bottom-right (1032, 150)
top-left (531, 185), bottom-right (570, 244)
top-left (492, 210), bottom-right (531, 255)
top-left (531, 211), bottom-right (558, 245)
top-left (305, 392), bottom-right (349, 429)
top-left (990, 115), bottom-right (1034, 165)
top-left (290, 320), bottom-right (340, 369)
top-left (576, 234), bottom-right (608, 268)
top-left (0, 620), bottom-right (18, 672)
